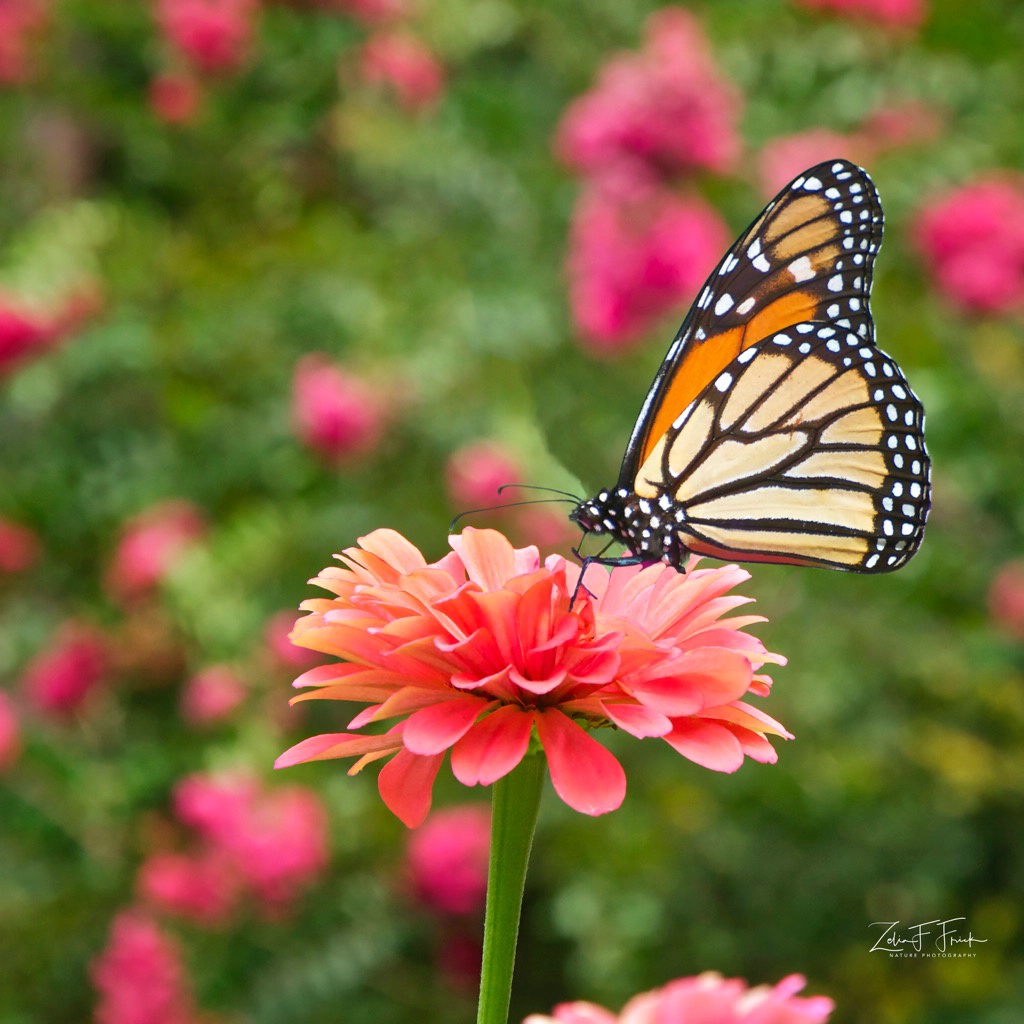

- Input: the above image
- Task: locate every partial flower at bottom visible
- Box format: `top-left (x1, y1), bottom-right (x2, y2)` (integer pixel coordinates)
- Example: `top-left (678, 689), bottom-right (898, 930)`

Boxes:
top-left (276, 527), bottom-right (789, 827)
top-left (522, 972), bottom-right (834, 1024)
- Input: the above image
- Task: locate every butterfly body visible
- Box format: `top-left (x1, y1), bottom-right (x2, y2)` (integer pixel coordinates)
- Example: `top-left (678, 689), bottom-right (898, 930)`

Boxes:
top-left (571, 160), bottom-right (931, 574)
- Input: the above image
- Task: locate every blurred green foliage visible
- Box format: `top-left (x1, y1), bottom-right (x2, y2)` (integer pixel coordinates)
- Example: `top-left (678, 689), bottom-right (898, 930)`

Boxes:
top-left (2, 1), bottom-right (1023, 1023)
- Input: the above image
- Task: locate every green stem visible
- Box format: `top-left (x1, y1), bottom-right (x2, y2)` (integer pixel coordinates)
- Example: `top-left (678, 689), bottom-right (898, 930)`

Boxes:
top-left (476, 752), bottom-right (547, 1024)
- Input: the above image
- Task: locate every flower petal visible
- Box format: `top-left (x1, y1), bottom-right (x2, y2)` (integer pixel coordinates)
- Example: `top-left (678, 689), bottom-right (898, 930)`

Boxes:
top-left (451, 705), bottom-right (535, 786)
top-left (536, 709), bottom-right (625, 815)
top-left (357, 528), bottom-right (430, 575)
top-left (403, 695), bottom-right (492, 755)
top-left (599, 700), bottom-right (672, 738)
top-left (274, 732), bottom-right (400, 769)
top-left (378, 748), bottom-right (444, 828)
top-left (449, 527), bottom-right (523, 590)
top-left (663, 720), bottom-right (744, 772)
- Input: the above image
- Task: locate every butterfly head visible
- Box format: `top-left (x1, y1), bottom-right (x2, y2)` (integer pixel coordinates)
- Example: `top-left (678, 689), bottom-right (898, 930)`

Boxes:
top-left (570, 488), bottom-right (690, 568)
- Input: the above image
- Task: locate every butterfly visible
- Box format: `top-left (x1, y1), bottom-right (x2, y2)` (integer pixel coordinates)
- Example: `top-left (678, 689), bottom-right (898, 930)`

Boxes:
top-left (570, 160), bottom-right (931, 575)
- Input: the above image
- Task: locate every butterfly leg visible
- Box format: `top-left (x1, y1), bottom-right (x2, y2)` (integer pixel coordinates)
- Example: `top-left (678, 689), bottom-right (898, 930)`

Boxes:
top-left (569, 548), bottom-right (648, 608)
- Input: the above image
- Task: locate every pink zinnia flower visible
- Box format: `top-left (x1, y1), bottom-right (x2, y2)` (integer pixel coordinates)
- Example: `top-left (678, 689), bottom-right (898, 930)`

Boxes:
top-left (360, 31), bottom-right (445, 114)
top-left (21, 621), bottom-right (108, 718)
top-left (137, 848), bottom-right (240, 926)
top-left (291, 353), bottom-right (385, 464)
top-left (524, 972), bottom-right (833, 1024)
top-left (91, 910), bottom-right (198, 1024)
top-left (446, 441), bottom-right (523, 510)
top-left (276, 527), bottom-right (788, 828)
top-left (105, 500), bottom-right (206, 605)
top-left (988, 559), bottom-right (1024, 640)
top-left (180, 665), bottom-right (247, 727)
top-left (155, 0), bottom-right (256, 76)
top-left (0, 691), bottom-right (22, 772)
top-left (913, 175), bottom-right (1024, 315)
top-left (567, 170), bottom-right (730, 351)
top-left (554, 8), bottom-right (741, 179)
top-left (0, 516), bottom-right (39, 573)
top-left (174, 773), bottom-right (329, 912)
top-left (795, 0), bottom-right (926, 32)
top-left (406, 804), bottom-right (491, 915)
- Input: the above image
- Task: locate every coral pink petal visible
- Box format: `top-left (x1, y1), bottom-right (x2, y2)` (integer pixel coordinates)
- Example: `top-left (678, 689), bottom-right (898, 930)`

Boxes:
top-left (356, 528), bottom-right (429, 574)
top-left (451, 705), bottom-right (535, 786)
top-left (509, 665), bottom-right (568, 695)
top-left (378, 748), bottom-right (444, 828)
top-left (449, 528), bottom-right (519, 591)
top-left (536, 709), bottom-right (625, 815)
top-left (663, 720), bottom-right (745, 772)
top-left (274, 732), bottom-right (399, 768)
top-left (599, 700), bottom-right (672, 738)
top-left (402, 695), bottom-right (491, 755)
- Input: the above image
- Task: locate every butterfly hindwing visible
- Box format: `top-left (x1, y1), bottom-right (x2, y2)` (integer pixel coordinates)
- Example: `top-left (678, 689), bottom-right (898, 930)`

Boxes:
top-left (632, 324), bottom-right (930, 572)
top-left (623, 160), bottom-right (883, 477)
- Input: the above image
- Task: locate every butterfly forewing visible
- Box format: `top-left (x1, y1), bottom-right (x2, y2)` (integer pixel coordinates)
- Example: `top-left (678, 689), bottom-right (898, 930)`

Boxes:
top-left (623, 160), bottom-right (883, 477)
top-left (571, 159), bottom-right (931, 575)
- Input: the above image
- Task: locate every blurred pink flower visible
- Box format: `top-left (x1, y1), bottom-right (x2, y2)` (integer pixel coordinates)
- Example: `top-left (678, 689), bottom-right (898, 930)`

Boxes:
top-left (555, 8), bottom-right (741, 179)
top-left (0, 0), bottom-right (48, 85)
top-left (276, 527), bottom-right (788, 828)
top-left (0, 691), bottom-right (22, 772)
top-left (291, 353), bottom-right (385, 464)
top-left (567, 170), bottom-right (729, 352)
top-left (795, 0), bottom-right (925, 31)
top-left (105, 501), bottom-right (206, 605)
top-left (913, 175), bottom-right (1024, 315)
top-left (155, 0), bottom-right (257, 75)
top-left (180, 665), bottom-right (247, 726)
top-left (0, 297), bottom-right (59, 372)
top-left (91, 910), bottom-right (198, 1024)
top-left (756, 129), bottom-right (866, 198)
top-left (21, 621), bottom-right (108, 718)
top-left (0, 517), bottom-right (39, 573)
top-left (149, 72), bottom-right (203, 124)
top-left (137, 849), bottom-right (240, 926)
top-left (524, 972), bottom-right (833, 1024)
top-left (407, 804), bottom-right (490, 915)
top-left (266, 608), bottom-right (324, 668)
top-left (446, 441), bottom-right (523, 510)
top-left (359, 31), bottom-right (445, 114)
top-left (988, 560), bottom-right (1024, 640)
top-left (174, 773), bottom-right (329, 912)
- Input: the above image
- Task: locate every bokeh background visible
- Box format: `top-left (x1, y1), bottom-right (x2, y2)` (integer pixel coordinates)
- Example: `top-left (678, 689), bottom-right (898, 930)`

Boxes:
top-left (2, 0), bottom-right (1023, 1021)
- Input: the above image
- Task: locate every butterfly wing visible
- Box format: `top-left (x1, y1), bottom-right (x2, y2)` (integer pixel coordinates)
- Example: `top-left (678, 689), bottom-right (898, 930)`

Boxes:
top-left (620, 159), bottom-right (883, 488)
top-left (599, 159), bottom-right (932, 572)
top-left (632, 324), bottom-right (930, 572)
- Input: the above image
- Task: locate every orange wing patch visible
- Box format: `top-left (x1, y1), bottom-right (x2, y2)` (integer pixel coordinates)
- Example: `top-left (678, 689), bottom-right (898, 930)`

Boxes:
top-left (638, 290), bottom-right (820, 463)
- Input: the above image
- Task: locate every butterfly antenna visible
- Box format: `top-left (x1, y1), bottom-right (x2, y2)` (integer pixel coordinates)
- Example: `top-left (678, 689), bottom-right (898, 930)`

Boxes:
top-left (449, 497), bottom-right (578, 533)
top-left (497, 483), bottom-right (584, 502)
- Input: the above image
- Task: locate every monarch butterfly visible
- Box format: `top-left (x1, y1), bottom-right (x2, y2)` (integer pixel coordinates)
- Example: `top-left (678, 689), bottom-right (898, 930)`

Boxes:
top-left (570, 160), bottom-right (931, 574)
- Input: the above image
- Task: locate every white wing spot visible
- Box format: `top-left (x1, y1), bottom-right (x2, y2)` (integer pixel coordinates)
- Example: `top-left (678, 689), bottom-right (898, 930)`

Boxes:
top-left (752, 253), bottom-right (771, 273)
top-left (735, 297), bottom-right (756, 315)
top-left (714, 293), bottom-right (734, 316)
top-left (803, 176), bottom-right (823, 191)
top-left (788, 255), bottom-right (816, 282)
top-left (715, 371), bottom-right (733, 392)
top-left (827, 274), bottom-right (843, 292)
